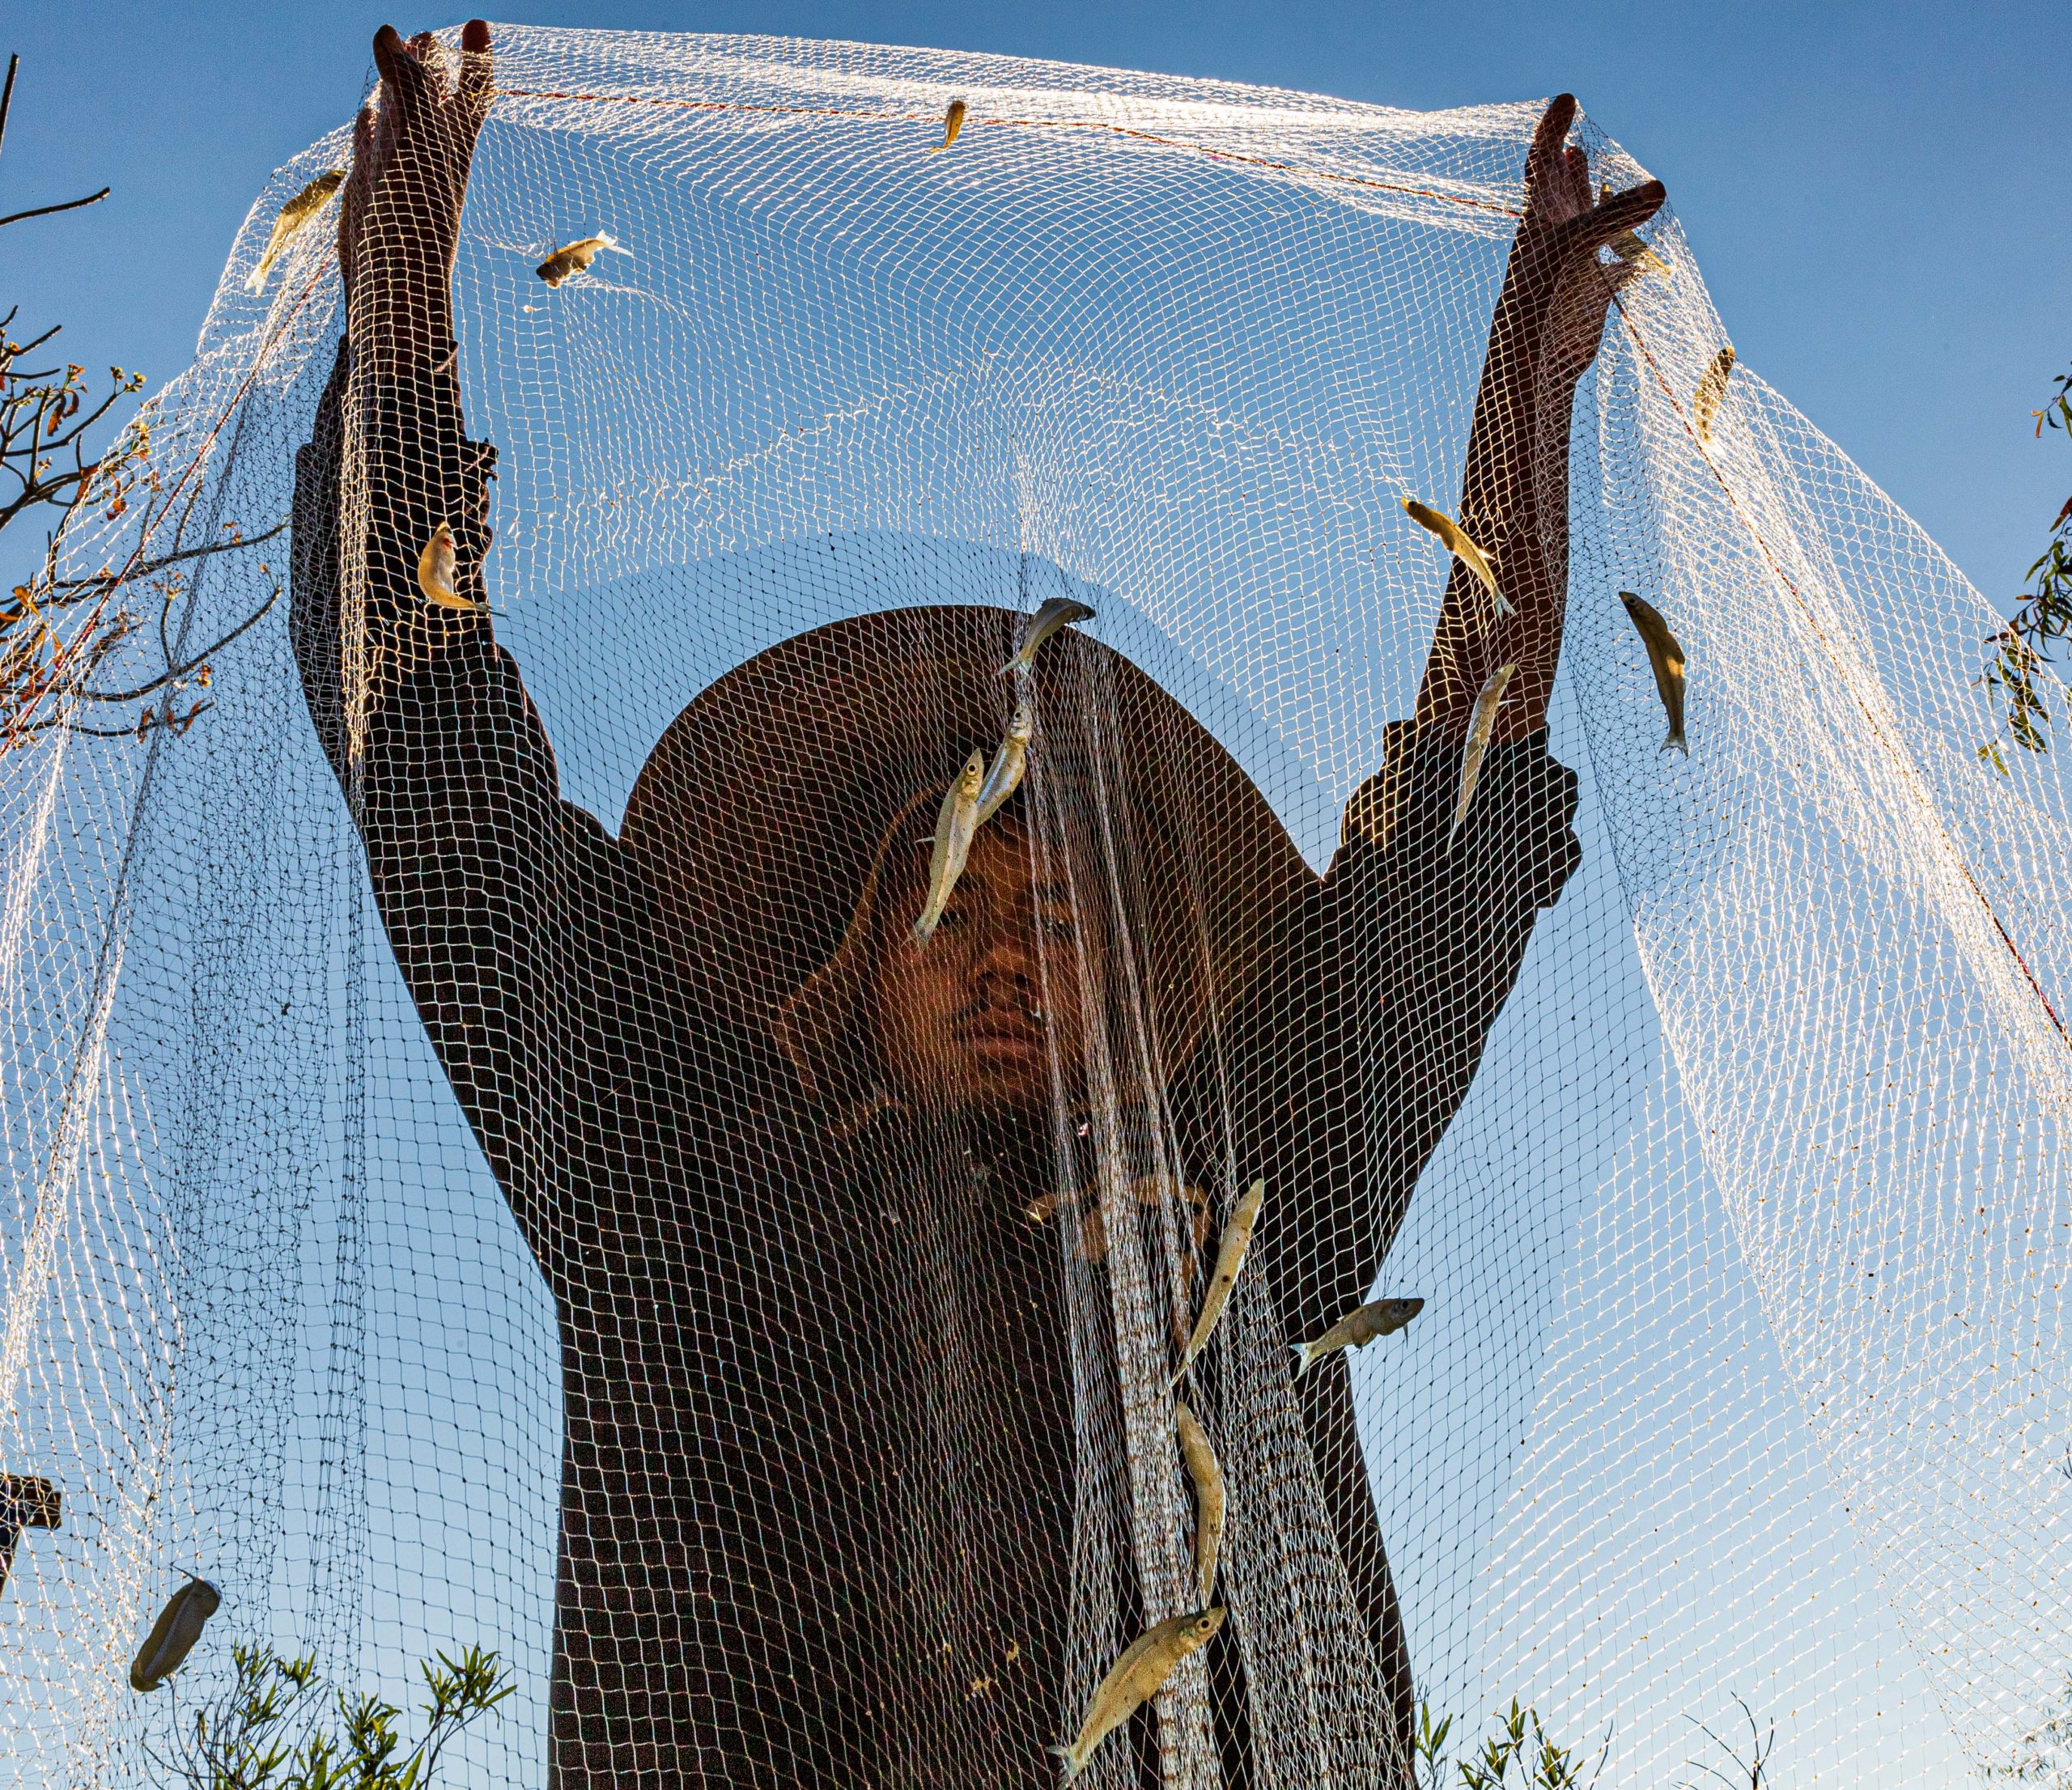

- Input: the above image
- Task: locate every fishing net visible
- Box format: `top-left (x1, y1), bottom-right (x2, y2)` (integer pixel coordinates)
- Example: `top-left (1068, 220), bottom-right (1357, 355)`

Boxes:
top-left (2, 23), bottom-right (2066, 1788)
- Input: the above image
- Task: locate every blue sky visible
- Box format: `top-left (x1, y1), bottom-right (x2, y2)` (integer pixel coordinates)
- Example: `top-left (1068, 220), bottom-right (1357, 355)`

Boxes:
top-left (2, 0), bottom-right (2066, 613)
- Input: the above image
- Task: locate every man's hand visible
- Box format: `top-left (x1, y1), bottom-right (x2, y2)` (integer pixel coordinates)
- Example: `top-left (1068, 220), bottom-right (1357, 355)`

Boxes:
top-left (339, 20), bottom-right (494, 374)
top-left (1416, 95), bottom-right (1666, 744)
top-left (1497, 95), bottom-right (1666, 399)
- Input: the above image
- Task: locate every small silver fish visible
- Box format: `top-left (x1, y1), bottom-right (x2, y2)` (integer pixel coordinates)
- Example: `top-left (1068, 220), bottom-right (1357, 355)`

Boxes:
top-left (1174, 1400), bottom-right (1225, 1606)
top-left (536, 234), bottom-right (624, 288)
top-left (1170, 1178), bottom-right (1265, 1387)
top-left (1692, 346), bottom-right (1735, 443)
top-left (1291, 1296), bottom-right (1424, 1377)
top-left (913, 749), bottom-right (987, 944)
top-left (416, 521), bottom-right (482, 613)
top-left (935, 98), bottom-right (967, 151)
top-left (130, 1578), bottom-right (221, 1692)
top-left (1052, 1607), bottom-right (1225, 1781)
top-left (245, 169), bottom-right (346, 293)
top-left (1403, 497), bottom-right (1510, 617)
top-left (974, 694), bottom-right (1034, 827)
top-left (1000, 598), bottom-right (1094, 679)
top-left (1620, 592), bottom-right (1688, 753)
top-left (1449, 662), bottom-right (1516, 845)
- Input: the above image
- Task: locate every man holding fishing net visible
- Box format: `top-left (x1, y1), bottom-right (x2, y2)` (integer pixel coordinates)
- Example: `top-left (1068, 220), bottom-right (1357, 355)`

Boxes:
top-left (291, 20), bottom-right (1662, 1787)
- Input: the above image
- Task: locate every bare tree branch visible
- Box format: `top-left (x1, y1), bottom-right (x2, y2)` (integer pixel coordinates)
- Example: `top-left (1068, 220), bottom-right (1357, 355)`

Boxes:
top-left (0, 187), bottom-right (108, 231)
top-left (0, 54), bottom-right (108, 231)
top-left (77, 586), bottom-right (278, 703)
top-left (44, 520), bottom-right (287, 597)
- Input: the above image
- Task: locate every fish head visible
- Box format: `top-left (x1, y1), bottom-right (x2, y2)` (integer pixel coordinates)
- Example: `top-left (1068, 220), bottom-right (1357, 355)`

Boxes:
top-left (1619, 591), bottom-right (1664, 630)
top-left (1183, 1607), bottom-right (1228, 1649)
top-left (1377, 1296), bottom-right (1424, 1334)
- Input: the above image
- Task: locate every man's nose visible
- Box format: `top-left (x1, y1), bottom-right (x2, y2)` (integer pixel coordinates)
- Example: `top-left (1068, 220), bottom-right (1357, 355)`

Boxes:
top-left (972, 922), bottom-right (1037, 1000)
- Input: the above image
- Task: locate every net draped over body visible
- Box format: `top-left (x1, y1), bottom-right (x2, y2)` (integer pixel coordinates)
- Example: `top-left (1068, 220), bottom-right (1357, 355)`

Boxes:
top-left (290, 337), bottom-right (1579, 1786)
top-left (2, 28), bottom-right (2060, 1790)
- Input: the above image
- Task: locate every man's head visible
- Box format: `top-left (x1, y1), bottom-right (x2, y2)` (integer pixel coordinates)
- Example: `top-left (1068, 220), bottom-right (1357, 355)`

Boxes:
top-left (863, 811), bottom-right (1099, 1116)
top-left (620, 604), bottom-right (1314, 1119)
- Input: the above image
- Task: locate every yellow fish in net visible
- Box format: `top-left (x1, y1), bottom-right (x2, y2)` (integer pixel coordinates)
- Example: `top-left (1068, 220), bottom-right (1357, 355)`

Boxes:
top-left (245, 169), bottom-right (346, 293)
top-left (1053, 1608), bottom-right (1225, 1781)
top-left (1450, 661), bottom-right (1516, 844)
top-left (1403, 497), bottom-right (1509, 617)
top-left (1693, 346), bottom-right (1735, 443)
top-left (417, 522), bottom-right (483, 613)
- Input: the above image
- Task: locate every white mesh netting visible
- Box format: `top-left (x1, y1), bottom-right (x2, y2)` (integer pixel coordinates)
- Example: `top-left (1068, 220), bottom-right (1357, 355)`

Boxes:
top-left (0, 23), bottom-right (2066, 1788)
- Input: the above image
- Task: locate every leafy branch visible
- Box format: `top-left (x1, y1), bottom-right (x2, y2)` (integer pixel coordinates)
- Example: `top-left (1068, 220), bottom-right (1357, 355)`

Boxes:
top-left (1985, 1671), bottom-right (2072, 1786)
top-left (1413, 1698), bottom-right (1609, 1790)
top-left (0, 50), bottom-right (279, 756)
top-left (1979, 365), bottom-right (2072, 773)
top-left (146, 1639), bottom-right (514, 1790)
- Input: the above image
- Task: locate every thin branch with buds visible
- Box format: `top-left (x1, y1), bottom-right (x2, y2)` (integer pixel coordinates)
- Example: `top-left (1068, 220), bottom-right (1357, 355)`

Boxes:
top-left (0, 52), bottom-right (281, 755)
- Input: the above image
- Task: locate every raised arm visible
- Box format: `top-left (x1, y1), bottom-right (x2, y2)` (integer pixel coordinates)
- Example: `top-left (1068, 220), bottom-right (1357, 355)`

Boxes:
top-left (291, 24), bottom-right (673, 1288)
top-left (1200, 100), bottom-right (1663, 1334)
top-left (1173, 107), bottom-right (1659, 1745)
top-left (1417, 94), bottom-right (1664, 744)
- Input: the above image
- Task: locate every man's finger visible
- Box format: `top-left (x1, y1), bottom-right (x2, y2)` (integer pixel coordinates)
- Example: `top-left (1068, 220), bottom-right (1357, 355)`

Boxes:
top-left (1560, 143), bottom-right (1591, 218)
top-left (340, 102), bottom-right (378, 291)
top-left (1522, 94), bottom-right (1578, 215)
top-left (459, 19), bottom-right (494, 120)
top-left (1569, 179), bottom-right (1667, 252)
top-left (373, 24), bottom-right (430, 105)
top-left (346, 103), bottom-right (379, 220)
top-left (372, 24), bottom-right (406, 88)
top-left (405, 29), bottom-right (446, 98)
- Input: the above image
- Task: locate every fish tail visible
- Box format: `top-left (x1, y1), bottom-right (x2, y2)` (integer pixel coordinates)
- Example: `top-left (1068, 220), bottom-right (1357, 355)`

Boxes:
top-left (1493, 591), bottom-right (1516, 619)
top-left (1289, 1342), bottom-right (1311, 1377)
top-left (1049, 1744), bottom-right (1082, 1780)
top-left (1665, 725), bottom-right (1688, 755)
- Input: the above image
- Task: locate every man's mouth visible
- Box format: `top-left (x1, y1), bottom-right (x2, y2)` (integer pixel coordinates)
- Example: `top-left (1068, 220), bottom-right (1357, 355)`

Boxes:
top-left (959, 1009), bottom-right (1045, 1052)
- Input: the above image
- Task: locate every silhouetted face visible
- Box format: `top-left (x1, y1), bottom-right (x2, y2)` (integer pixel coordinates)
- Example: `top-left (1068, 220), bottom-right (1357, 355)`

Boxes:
top-left (870, 823), bottom-right (1095, 1115)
